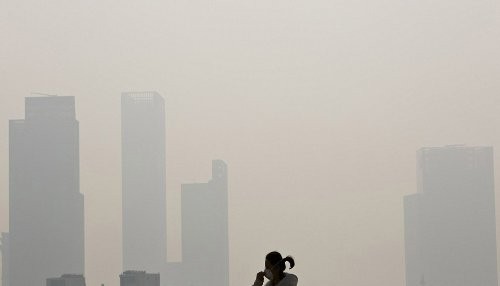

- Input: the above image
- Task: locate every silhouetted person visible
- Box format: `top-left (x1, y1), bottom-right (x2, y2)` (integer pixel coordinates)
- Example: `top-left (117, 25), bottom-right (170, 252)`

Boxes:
top-left (253, 251), bottom-right (298, 286)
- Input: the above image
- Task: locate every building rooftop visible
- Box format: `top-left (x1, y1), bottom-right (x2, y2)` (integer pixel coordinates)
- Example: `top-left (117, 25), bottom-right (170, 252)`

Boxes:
top-left (122, 92), bottom-right (163, 103)
top-left (25, 96), bottom-right (75, 120)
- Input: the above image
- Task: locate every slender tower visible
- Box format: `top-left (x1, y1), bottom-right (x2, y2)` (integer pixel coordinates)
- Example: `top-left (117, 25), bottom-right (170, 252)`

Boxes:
top-left (8, 96), bottom-right (84, 286)
top-left (121, 92), bottom-right (166, 273)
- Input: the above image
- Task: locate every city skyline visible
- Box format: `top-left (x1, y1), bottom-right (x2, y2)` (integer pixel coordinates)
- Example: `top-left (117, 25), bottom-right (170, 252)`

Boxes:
top-left (4, 94), bottom-right (500, 286)
top-left (1, 95), bottom-right (233, 286)
top-left (120, 92), bottom-right (229, 286)
top-left (2, 92), bottom-right (496, 285)
top-left (1, 2), bottom-right (500, 285)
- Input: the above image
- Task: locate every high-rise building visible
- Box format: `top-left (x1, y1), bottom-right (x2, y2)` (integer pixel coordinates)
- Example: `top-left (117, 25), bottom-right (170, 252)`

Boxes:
top-left (404, 145), bottom-right (498, 286)
top-left (8, 96), bottom-right (84, 286)
top-left (47, 274), bottom-right (86, 286)
top-left (181, 160), bottom-right (229, 286)
top-left (121, 92), bottom-right (166, 273)
top-left (120, 271), bottom-right (160, 286)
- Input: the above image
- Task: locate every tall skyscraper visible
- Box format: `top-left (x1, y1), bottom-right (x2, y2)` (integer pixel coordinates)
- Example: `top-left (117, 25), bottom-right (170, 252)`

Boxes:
top-left (8, 96), bottom-right (85, 286)
top-left (181, 160), bottom-right (229, 286)
top-left (121, 92), bottom-right (166, 273)
top-left (404, 145), bottom-right (498, 286)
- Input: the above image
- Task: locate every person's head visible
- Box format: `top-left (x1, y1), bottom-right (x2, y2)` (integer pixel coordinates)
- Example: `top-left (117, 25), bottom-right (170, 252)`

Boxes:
top-left (264, 251), bottom-right (295, 279)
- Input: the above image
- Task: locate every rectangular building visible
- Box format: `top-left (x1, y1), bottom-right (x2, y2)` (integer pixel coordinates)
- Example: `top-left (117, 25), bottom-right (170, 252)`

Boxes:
top-left (404, 145), bottom-right (498, 286)
top-left (181, 160), bottom-right (229, 286)
top-left (121, 92), bottom-right (166, 273)
top-left (9, 96), bottom-right (84, 286)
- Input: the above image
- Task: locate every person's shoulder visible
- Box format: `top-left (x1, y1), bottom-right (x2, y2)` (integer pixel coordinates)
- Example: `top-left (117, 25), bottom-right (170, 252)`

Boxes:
top-left (284, 273), bottom-right (298, 282)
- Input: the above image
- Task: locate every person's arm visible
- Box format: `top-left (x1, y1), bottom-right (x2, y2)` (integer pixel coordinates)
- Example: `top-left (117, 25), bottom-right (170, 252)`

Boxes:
top-left (253, 272), bottom-right (265, 286)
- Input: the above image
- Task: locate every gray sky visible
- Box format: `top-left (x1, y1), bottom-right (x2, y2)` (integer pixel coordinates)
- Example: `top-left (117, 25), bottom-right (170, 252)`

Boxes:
top-left (1, 1), bottom-right (500, 285)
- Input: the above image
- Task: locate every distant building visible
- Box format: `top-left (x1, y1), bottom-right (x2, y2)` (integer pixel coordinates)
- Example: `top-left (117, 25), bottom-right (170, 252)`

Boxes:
top-left (181, 160), bottom-right (229, 286)
top-left (8, 96), bottom-right (84, 286)
top-left (121, 93), bottom-right (230, 286)
top-left (404, 145), bottom-right (498, 286)
top-left (121, 92), bottom-right (167, 274)
top-left (120, 271), bottom-right (160, 286)
top-left (1, 232), bottom-right (10, 286)
top-left (46, 274), bottom-right (86, 286)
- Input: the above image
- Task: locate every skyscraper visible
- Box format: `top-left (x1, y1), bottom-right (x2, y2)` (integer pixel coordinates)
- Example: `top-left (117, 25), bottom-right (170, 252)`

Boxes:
top-left (181, 160), bottom-right (229, 286)
top-left (404, 145), bottom-right (498, 286)
top-left (121, 92), bottom-right (166, 273)
top-left (8, 96), bottom-right (84, 286)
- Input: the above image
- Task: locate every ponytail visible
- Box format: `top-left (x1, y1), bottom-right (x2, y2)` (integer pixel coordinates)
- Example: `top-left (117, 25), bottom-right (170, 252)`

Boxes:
top-left (283, 256), bottom-right (295, 269)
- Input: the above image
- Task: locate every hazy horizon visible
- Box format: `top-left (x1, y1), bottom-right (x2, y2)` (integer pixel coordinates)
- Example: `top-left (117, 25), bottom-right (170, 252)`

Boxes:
top-left (2, 1), bottom-right (500, 286)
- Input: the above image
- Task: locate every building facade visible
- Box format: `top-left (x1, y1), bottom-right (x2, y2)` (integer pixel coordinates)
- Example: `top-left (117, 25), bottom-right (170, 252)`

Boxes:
top-left (121, 92), bottom-right (167, 274)
top-left (404, 145), bottom-right (498, 286)
top-left (8, 96), bottom-right (84, 286)
top-left (181, 160), bottom-right (229, 286)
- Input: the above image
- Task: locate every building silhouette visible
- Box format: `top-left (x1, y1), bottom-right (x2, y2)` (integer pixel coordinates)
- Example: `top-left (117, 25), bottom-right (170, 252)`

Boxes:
top-left (404, 145), bottom-right (498, 286)
top-left (181, 160), bottom-right (229, 286)
top-left (121, 92), bottom-right (166, 274)
top-left (7, 96), bottom-right (85, 286)
top-left (120, 271), bottom-right (160, 286)
top-left (120, 92), bottom-right (230, 286)
top-left (47, 274), bottom-right (86, 286)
